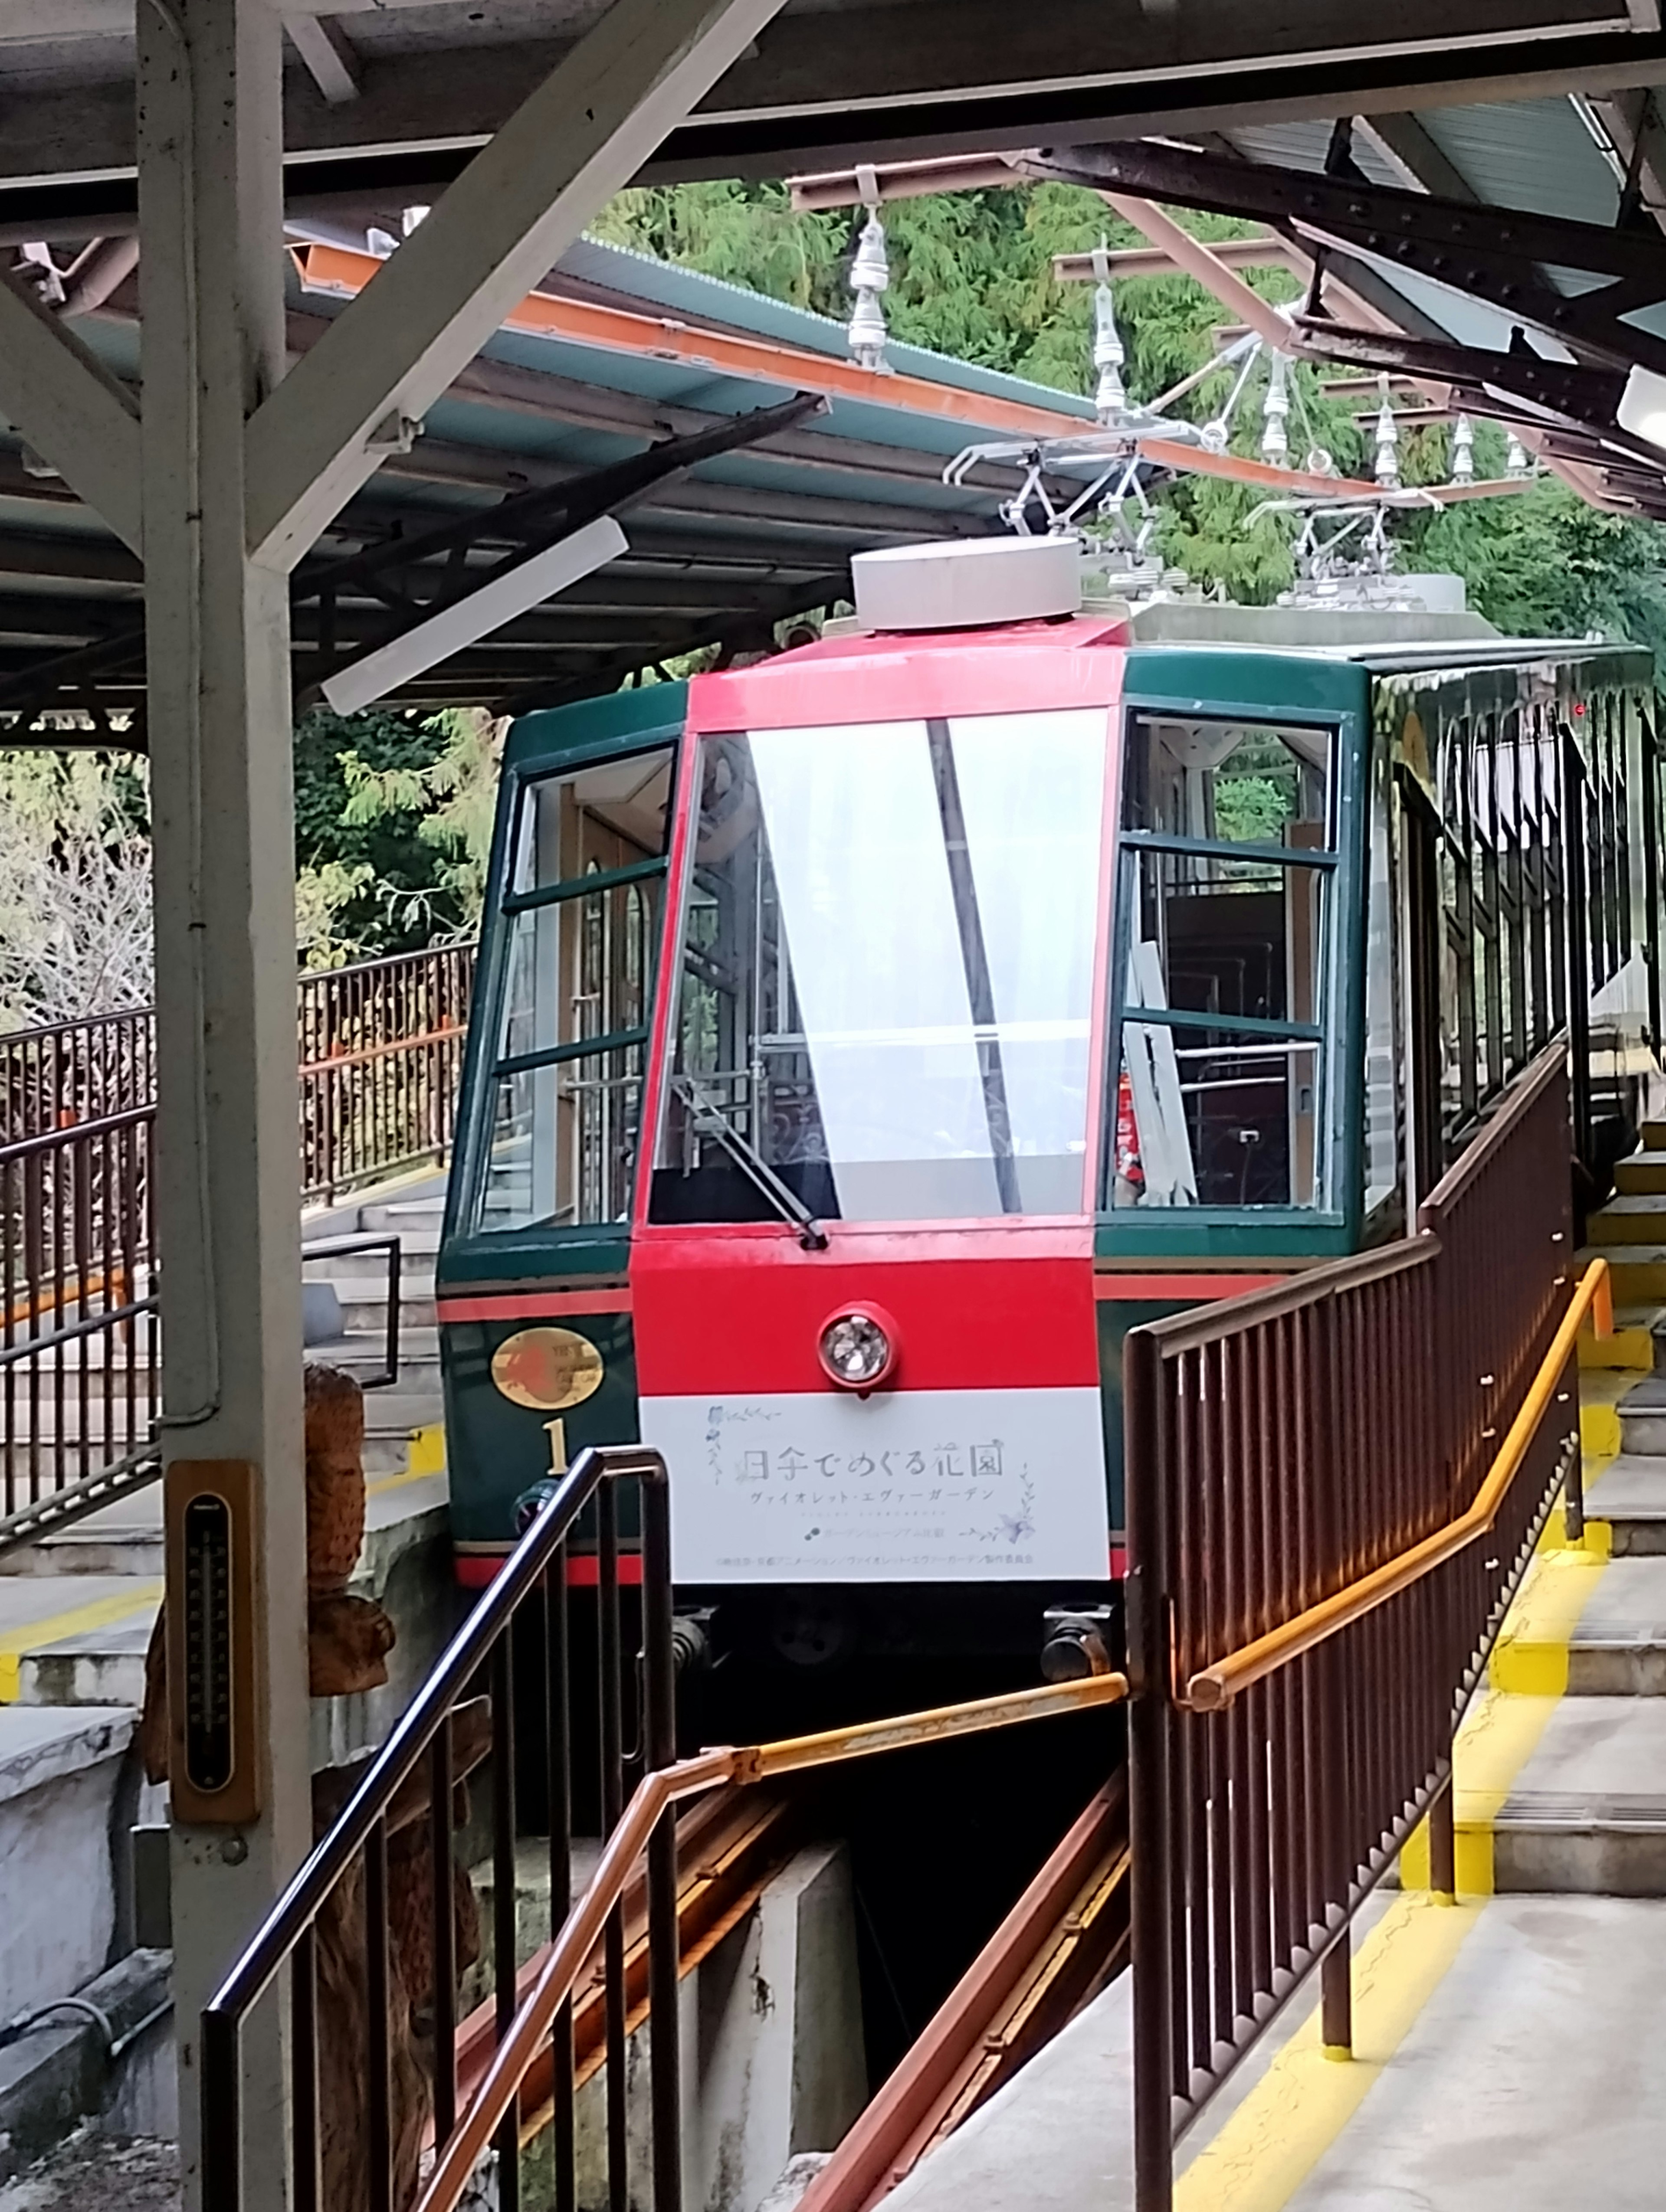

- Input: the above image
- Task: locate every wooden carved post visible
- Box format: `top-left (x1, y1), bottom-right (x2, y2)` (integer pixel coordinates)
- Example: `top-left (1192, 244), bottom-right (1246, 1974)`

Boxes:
top-left (311, 1700), bottom-right (492, 2211)
top-left (302, 1361), bottom-right (397, 1696)
top-left (140, 1362), bottom-right (397, 1776)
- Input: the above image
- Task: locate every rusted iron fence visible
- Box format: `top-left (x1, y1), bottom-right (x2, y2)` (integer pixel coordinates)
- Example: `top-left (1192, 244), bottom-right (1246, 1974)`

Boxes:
top-left (0, 941), bottom-right (472, 1547)
top-left (0, 1104), bottom-right (160, 1528)
top-left (1123, 1044), bottom-right (1577, 2207)
top-left (298, 942), bottom-right (474, 1204)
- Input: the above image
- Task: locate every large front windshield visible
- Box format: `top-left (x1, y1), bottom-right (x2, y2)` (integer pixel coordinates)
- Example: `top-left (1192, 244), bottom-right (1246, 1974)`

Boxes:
top-left (649, 710), bottom-right (1111, 1225)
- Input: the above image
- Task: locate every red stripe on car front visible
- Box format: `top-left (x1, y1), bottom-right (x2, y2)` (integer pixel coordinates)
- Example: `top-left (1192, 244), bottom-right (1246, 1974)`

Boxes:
top-left (455, 1551), bottom-right (644, 1589)
top-left (685, 625), bottom-right (1126, 733)
top-left (631, 1221), bottom-right (1098, 1396)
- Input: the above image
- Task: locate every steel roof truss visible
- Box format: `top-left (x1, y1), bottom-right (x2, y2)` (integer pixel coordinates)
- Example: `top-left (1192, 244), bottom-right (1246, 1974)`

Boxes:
top-left (1029, 138), bottom-right (1666, 373)
top-left (242, 0), bottom-right (795, 570)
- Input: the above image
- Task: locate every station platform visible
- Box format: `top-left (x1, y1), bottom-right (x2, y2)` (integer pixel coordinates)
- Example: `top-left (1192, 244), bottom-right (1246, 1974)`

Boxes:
top-left (0, 1174), bottom-right (456, 2045)
top-left (885, 1322), bottom-right (1666, 2210)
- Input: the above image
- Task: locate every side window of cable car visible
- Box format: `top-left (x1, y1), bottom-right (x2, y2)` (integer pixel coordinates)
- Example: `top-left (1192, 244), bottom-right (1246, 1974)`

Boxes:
top-left (472, 744), bottom-right (676, 1235)
top-left (1109, 710), bottom-right (1337, 1212)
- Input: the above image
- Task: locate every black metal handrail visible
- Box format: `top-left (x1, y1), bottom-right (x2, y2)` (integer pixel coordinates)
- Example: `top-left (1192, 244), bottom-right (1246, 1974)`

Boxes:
top-left (301, 1231), bottom-right (403, 1389)
top-left (202, 1440), bottom-right (676, 2212)
top-left (0, 1293), bottom-right (156, 1365)
top-left (0, 1098), bottom-right (157, 1535)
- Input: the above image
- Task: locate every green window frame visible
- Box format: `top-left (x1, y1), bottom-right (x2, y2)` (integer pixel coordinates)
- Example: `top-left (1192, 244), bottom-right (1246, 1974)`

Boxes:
top-left (466, 744), bottom-right (675, 1238)
top-left (1102, 701), bottom-right (1346, 1222)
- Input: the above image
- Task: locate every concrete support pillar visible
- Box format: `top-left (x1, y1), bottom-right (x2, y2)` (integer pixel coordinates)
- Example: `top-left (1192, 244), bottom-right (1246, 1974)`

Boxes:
top-left (136, 3), bottom-right (308, 2207)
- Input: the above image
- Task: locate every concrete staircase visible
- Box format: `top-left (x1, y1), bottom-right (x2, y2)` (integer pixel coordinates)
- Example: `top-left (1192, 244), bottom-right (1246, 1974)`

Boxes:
top-left (1458, 1117), bottom-right (1666, 1894)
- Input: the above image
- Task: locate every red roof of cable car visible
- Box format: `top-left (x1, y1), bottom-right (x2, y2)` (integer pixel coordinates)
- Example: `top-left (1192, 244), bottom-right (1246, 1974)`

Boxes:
top-left (685, 614), bottom-right (1129, 731)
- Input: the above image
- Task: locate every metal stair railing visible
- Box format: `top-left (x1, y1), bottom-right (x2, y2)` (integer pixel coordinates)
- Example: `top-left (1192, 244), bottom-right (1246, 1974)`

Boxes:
top-left (202, 1441), bottom-right (680, 2212)
top-left (200, 1435), bottom-right (1126, 2212)
top-left (0, 938), bottom-right (469, 1556)
top-left (1122, 1041), bottom-right (1597, 2209)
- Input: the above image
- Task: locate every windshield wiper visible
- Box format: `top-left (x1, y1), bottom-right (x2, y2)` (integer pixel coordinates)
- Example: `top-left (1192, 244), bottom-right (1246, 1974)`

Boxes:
top-left (673, 1075), bottom-right (828, 1250)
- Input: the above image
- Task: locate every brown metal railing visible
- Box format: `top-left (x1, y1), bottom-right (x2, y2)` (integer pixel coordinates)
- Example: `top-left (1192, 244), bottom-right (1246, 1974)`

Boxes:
top-left (0, 1105), bottom-right (159, 1530)
top-left (202, 1432), bottom-right (1126, 2212)
top-left (0, 1005), bottom-right (154, 1143)
top-left (298, 940), bottom-right (474, 1204)
top-left (0, 940), bottom-right (474, 1191)
top-left (0, 942), bottom-right (472, 1550)
top-left (1123, 1042), bottom-right (1580, 2209)
top-left (413, 1678), bottom-right (1125, 2212)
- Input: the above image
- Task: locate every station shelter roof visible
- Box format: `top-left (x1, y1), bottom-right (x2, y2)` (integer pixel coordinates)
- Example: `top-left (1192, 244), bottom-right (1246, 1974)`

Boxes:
top-left (0, 229), bottom-right (1098, 736)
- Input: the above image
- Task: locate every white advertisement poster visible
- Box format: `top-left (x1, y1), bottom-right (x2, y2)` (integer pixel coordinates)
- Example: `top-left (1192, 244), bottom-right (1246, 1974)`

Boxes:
top-left (640, 1386), bottom-right (1110, 1584)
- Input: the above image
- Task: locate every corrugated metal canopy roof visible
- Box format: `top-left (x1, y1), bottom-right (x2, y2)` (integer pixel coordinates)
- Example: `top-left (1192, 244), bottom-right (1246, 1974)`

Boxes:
top-left (1417, 98), bottom-right (1623, 225)
top-left (0, 228), bottom-right (1099, 737)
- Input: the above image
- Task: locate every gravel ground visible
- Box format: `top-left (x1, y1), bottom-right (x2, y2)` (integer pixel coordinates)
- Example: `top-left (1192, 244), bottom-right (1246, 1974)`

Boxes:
top-left (0, 2133), bottom-right (179, 2212)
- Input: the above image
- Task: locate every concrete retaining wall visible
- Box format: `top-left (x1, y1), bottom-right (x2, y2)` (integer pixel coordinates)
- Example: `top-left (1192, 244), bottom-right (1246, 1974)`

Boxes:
top-left (0, 1709), bottom-right (135, 2021)
top-left (509, 1838), bottom-right (867, 2212)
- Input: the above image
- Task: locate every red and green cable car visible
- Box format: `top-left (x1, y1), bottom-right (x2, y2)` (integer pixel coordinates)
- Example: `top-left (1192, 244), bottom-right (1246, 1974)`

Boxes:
top-left (438, 544), bottom-right (1660, 1674)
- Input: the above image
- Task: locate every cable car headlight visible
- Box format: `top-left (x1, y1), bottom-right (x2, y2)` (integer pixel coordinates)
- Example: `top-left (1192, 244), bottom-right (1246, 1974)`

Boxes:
top-left (817, 1308), bottom-right (897, 1391)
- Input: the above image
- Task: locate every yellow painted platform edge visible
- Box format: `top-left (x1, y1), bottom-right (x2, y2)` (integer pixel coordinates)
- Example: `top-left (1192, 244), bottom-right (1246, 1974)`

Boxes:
top-left (1578, 1322), bottom-right (1653, 1372)
top-left (1174, 1895), bottom-right (1485, 2212)
top-left (0, 1578), bottom-right (164, 1703)
top-left (1581, 1402), bottom-right (1623, 1457)
top-left (1180, 1372), bottom-right (1620, 2210)
top-left (404, 1420), bottom-right (446, 1478)
top-left (1404, 1368), bottom-right (1618, 1896)
top-left (366, 1420), bottom-right (447, 1495)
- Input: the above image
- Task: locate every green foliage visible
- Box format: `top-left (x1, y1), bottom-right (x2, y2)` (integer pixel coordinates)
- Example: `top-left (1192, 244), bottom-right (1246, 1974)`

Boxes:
top-left (292, 705), bottom-right (500, 962)
top-left (590, 182), bottom-right (847, 309)
top-left (1406, 472), bottom-right (1666, 669)
top-left (1213, 775), bottom-right (1291, 844)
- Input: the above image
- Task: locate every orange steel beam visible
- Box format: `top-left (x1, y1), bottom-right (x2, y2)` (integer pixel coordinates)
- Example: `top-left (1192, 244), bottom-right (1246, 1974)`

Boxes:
top-left (293, 243), bottom-right (1092, 444)
top-left (1137, 435), bottom-right (1381, 500)
top-left (1183, 1256), bottom-right (1610, 1713)
top-left (1096, 194), bottom-right (1299, 357)
top-left (416, 1674), bottom-right (1126, 2212)
top-left (793, 1780), bottom-right (1129, 2212)
top-left (298, 244), bottom-right (1404, 505)
top-left (788, 154), bottom-right (1021, 211)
